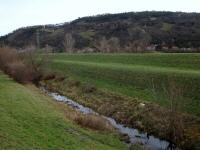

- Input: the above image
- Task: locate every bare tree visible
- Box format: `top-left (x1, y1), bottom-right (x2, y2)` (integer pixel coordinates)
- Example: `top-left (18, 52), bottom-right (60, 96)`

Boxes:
top-left (97, 37), bottom-right (109, 52)
top-left (63, 33), bottom-right (75, 53)
top-left (95, 36), bottom-right (120, 53)
top-left (108, 37), bottom-right (120, 52)
top-left (128, 27), bottom-right (151, 52)
top-left (20, 45), bottom-right (52, 84)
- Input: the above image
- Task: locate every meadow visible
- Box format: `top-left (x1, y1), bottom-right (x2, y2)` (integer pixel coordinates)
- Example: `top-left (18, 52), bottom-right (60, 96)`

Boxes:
top-left (0, 72), bottom-right (128, 150)
top-left (49, 53), bottom-right (200, 116)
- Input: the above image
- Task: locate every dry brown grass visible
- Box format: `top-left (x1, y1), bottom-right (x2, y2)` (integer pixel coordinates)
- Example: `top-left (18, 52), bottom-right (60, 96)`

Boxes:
top-left (164, 80), bottom-right (184, 145)
top-left (73, 114), bottom-right (114, 131)
top-left (55, 102), bottom-right (114, 132)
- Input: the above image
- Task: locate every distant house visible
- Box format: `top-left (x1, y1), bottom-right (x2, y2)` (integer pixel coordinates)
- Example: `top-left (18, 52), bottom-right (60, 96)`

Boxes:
top-left (162, 46), bottom-right (169, 50)
top-left (146, 45), bottom-right (156, 51)
top-left (171, 46), bottom-right (179, 50)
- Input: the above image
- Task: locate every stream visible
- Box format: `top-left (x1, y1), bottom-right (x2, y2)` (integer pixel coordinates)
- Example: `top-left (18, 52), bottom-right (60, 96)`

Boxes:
top-left (41, 87), bottom-right (179, 150)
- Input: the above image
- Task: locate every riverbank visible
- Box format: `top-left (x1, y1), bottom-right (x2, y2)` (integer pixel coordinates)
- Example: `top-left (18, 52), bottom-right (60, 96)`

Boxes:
top-left (0, 73), bottom-right (128, 150)
top-left (42, 86), bottom-right (179, 150)
top-left (40, 76), bottom-right (200, 149)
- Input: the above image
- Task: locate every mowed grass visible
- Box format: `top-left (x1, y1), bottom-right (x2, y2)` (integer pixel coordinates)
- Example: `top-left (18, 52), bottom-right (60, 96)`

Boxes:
top-left (49, 53), bottom-right (200, 116)
top-left (0, 73), bottom-right (128, 150)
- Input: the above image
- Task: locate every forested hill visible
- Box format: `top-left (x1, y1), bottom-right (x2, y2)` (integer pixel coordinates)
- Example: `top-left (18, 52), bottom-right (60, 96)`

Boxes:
top-left (1, 11), bottom-right (200, 52)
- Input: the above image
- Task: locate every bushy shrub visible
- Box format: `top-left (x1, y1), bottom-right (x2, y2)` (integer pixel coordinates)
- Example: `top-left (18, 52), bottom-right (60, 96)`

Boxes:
top-left (7, 62), bottom-right (33, 83)
top-left (0, 47), bottom-right (18, 71)
top-left (0, 47), bottom-right (39, 83)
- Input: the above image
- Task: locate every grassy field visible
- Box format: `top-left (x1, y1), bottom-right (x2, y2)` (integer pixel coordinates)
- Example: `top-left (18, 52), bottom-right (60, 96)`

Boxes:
top-left (49, 53), bottom-right (200, 116)
top-left (0, 73), bottom-right (128, 150)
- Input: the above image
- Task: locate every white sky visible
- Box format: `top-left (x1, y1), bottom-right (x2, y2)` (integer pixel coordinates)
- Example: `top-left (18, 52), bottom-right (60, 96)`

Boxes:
top-left (0, 0), bottom-right (199, 36)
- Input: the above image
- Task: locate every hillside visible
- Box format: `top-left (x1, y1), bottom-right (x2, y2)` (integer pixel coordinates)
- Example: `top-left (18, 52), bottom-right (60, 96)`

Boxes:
top-left (0, 72), bottom-right (128, 150)
top-left (1, 11), bottom-right (200, 52)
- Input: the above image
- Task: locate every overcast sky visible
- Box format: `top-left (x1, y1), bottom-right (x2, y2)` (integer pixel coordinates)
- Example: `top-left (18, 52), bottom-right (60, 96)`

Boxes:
top-left (0, 0), bottom-right (199, 36)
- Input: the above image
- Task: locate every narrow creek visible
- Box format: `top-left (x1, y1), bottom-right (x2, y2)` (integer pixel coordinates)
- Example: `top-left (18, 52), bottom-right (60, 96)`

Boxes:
top-left (41, 87), bottom-right (180, 150)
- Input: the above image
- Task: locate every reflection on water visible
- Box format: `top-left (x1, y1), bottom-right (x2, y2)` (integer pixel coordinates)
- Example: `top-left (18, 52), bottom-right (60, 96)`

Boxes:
top-left (42, 87), bottom-right (179, 150)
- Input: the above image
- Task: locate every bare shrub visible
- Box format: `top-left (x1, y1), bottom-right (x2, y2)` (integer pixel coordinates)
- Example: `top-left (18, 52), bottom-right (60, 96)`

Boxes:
top-left (127, 27), bottom-right (151, 52)
top-left (0, 47), bottom-right (34, 83)
top-left (7, 61), bottom-right (33, 83)
top-left (95, 36), bottom-right (120, 52)
top-left (63, 33), bottom-right (75, 53)
top-left (95, 37), bottom-right (108, 52)
top-left (0, 47), bottom-right (49, 83)
top-left (22, 47), bottom-right (45, 72)
top-left (0, 47), bottom-right (18, 71)
top-left (108, 37), bottom-right (120, 52)
top-left (73, 114), bottom-right (114, 131)
top-left (20, 46), bottom-right (52, 84)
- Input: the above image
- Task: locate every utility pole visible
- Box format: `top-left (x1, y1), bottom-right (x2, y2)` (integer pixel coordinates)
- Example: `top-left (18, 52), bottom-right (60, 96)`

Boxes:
top-left (36, 29), bottom-right (40, 49)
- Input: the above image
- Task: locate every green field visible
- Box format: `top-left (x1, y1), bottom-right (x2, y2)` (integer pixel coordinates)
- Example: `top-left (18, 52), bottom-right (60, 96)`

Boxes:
top-left (49, 53), bottom-right (200, 116)
top-left (0, 73), bottom-right (128, 150)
